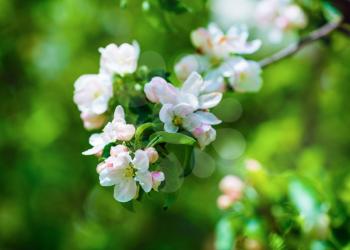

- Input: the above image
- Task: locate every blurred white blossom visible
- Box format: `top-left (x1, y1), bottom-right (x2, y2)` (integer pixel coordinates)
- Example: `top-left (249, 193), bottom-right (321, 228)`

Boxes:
top-left (74, 74), bottom-right (113, 129)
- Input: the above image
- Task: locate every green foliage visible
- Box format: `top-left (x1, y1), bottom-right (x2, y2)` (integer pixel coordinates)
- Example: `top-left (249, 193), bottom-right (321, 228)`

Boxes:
top-left (215, 216), bottom-right (235, 250)
top-left (148, 131), bottom-right (196, 146)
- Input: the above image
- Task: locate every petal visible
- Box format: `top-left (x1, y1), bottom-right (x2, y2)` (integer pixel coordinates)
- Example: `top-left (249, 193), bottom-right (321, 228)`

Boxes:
top-left (195, 111), bottom-right (222, 125)
top-left (113, 179), bottom-right (137, 202)
top-left (133, 150), bottom-right (149, 171)
top-left (113, 105), bottom-right (126, 124)
top-left (135, 171), bottom-right (152, 193)
top-left (115, 124), bottom-right (136, 141)
top-left (177, 92), bottom-right (199, 109)
top-left (181, 71), bottom-right (203, 97)
top-left (173, 103), bottom-right (195, 117)
top-left (198, 92), bottom-right (223, 109)
top-left (164, 123), bottom-right (179, 133)
top-left (99, 168), bottom-right (124, 186)
top-left (89, 133), bottom-right (104, 147)
top-left (182, 113), bottom-right (202, 132)
top-left (159, 104), bottom-right (174, 124)
top-left (82, 146), bottom-right (103, 156)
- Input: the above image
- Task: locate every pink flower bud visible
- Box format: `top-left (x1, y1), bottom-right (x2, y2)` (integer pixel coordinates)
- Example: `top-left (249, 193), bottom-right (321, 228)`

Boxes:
top-left (110, 145), bottom-right (129, 157)
top-left (217, 194), bottom-right (233, 210)
top-left (144, 147), bottom-right (159, 164)
top-left (219, 175), bottom-right (245, 199)
top-left (151, 171), bottom-right (165, 191)
top-left (245, 159), bottom-right (262, 172)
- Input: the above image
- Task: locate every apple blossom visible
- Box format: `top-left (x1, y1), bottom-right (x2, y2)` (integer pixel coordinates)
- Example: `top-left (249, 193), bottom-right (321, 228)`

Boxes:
top-left (255, 0), bottom-right (307, 42)
top-left (99, 41), bottom-right (140, 76)
top-left (174, 54), bottom-right (210, 82)
top-left (159, 103), bottom-right (197, 133)
top-left (192, 124), bottom-right (217, 149)
top-left (99, 150), bottom-right (153, 202)
top-left (221, 58), bottom-right (262, 93)
top-left (73, 74), bottom-right (113, 116)
top-left (219, 175), bottom-right (245, 201)
top-left (82, 105), bottom-right (135, 155)
top-left (151, 171), bottom-right (165, 191)
top-left (144, 147), bottom-right (159, 164)
top-left (217, 194), bottom-right (233, 210)
top-left (191, 23), bottom-right (261, 59)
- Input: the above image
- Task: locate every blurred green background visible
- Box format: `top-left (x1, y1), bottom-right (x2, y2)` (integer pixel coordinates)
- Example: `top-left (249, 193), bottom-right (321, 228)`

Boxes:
top-left (1, 0), bottom-right (350, 249)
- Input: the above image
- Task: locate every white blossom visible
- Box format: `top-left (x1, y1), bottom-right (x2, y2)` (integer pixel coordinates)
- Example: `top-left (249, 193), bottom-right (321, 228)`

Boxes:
top-left (99, 150), bottom-right (153, 202)
top-left (221, 58), bottom-right (262, 93)
top-left (191, 23), bottom-right (261, 59)
top-left (99, 41), bottom-right (140, 76)
top-left (82, 105), bottom-right (135, 155)
top-left (73, 74), bottom-right (113, 128)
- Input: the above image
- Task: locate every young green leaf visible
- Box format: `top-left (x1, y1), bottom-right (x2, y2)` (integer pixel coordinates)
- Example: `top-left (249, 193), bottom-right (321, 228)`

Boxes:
top-left (148, 131), bottom-right (196, 146)
top-left (215, 216), bottom-right (235, 250)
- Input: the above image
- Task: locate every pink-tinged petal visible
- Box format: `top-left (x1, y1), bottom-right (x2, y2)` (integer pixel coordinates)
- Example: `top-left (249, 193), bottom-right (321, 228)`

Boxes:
top-left (178, 92), bottom-right (199, 109)
top-left (159, 104), bottom-right (174, 124)
top-left (144, 77), bottom-right (168, 103)
top-left (133, 150), bottom-right (149, 172)
top-left (198, 92), bottom-right (222, 109)
top-left (113, 178), bottom-right (137, 202)
top-left (89, 133), bottom-right (104, 147)
top-left (173, 103), bottom-right (195, 117)
top-left (113, 105), bottom-right (126, 124)
top-left (151, 171), bottom-right (165, 191)
top-left (158, 83), bottom-right (179, 105)
top-left (80, 112), bottom-right (106, 130)
top-left (181, 71), bottom-right (204, 96)
top-left (182, 113), bottom-right (202, 132)
top-left (110, 145), bottom-right (129, 157)
top-left (99, 167), bottom-right (124, 186)
top-left (107, 152), bottom-right (132, 169)
top-left (144, 147), bottom-right (159, 163)
top-left (82, 146), bottom-right (103, 156)
top-left (135, 171), bottom-right (152, 193)
top-left (115, 124), bottom-right (135, 141)
top-left (195, 111), bottom-right (221, 125)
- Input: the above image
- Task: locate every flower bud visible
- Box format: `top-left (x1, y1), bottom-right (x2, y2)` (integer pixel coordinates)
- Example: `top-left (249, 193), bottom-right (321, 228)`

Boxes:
top-left (245, 159), bottom-right (262, 172)
top-left (219, 175), bottom-right (245, 200)
top-left (110, 145), bottom-right (129, 157)
top-left (151, 171), bottom-right (165, 191)
top-left (217, 194), bottom-right (233, 210)
top-left (175, 55), bottom-right (200, 82)
top-left (145, 147), bottom-right (159, 163)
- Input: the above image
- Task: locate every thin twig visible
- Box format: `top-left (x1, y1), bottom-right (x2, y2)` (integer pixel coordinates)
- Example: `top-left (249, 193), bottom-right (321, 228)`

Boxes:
top-left (259, 20), bottom-right (343, 68)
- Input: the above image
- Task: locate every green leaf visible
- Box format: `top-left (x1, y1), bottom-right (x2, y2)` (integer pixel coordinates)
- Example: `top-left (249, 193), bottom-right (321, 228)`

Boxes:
top-left (215, 216), bottom-right (235, 250)
top-left (163, 192), bottom-right (178, 210)
top-left (135, 123), bottom-right (154, 142)
top-left (120, 200), bottom-right (134, 212)
top-left (148, 131), bottom-right (196, 146)
top-left (322, 1), bottom-right (342, 22)
top-left (157, 0), bottom-right (190, 14)
top-left (181, 146), bottom-right (195, 177)
top-left (120, 0), bottom-right (128, 8)
top-left (269, 234), bottom-right (285, 250)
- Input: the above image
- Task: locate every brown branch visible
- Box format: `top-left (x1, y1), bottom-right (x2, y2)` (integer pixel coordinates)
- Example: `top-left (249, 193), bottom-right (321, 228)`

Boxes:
top-left (259, 20), bottom-right (343, 68)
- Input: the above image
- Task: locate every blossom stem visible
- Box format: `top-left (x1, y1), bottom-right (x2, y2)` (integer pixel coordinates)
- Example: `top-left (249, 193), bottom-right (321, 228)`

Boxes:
top-left (259, 19), bottom-right (343, 68)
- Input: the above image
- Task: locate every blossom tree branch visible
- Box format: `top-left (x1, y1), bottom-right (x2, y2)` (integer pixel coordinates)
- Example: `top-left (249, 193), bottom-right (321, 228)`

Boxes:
top-left (259, 19), bottom-right (343, 68)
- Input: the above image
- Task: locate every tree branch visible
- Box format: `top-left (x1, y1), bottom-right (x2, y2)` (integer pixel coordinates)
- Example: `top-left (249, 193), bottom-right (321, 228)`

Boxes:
top-left (259, 20), bottom-right (343, 68)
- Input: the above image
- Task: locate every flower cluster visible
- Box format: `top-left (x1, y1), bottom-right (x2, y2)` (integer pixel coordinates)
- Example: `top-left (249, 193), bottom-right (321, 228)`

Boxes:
top-left (255, 0), bottom-right (307, 42)
top-left (74, 42), bottom-right (140, 130)
top-left (144, 72), bottom-right (222, 148)
top-left (175, 23), bottom-right (263, 93)
top-left (73, 24), bottom-right (264, 204)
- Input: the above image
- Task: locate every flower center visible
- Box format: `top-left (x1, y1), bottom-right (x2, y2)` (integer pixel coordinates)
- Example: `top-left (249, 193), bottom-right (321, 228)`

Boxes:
top-left (124, 165), bottom-right (135, 178)
top-left (173, 116), bottom-right (183, 126)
